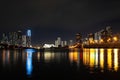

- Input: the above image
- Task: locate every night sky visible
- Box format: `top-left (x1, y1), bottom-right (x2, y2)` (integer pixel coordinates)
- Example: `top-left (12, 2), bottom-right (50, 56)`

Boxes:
top-left (1, 0), bottom-right (120, 45)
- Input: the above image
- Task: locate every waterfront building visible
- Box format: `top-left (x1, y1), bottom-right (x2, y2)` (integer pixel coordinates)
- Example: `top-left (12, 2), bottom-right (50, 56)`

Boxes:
top-left (9, 32), bottom-right (18, 45)
top-left (61, 41), bottom-right (64, 47)
top-left (88, 33), bottom-right (94, 44)
top-left (17, 30), bottom-right (22, 47)
top-left (26, 30), bottom-right (32, 47)
top-left (57, 37), bottom-right (61, 46)
top-left (64, 41), bottom-right (67, 46)
top-left (69, 40), bottom-right (73, 46)
top-left (55, 40), bottom-right (58, 47)
top-left (94, 32), bottom-right (99, 43)
top-left (1, 33), bottom-right (8, 44)
top-left (55, 37), bottom-right (61, 47)
top-left (43, 44), bottom-right (55, 48)
top-left (22, 35), bottom-right (27, 47)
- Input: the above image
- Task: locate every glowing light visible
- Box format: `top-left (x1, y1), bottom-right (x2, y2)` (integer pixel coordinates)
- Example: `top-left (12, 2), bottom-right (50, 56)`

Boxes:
top-left (44, 52), bottom-right (54, 62)
top-left (69, 51), bottom-right (79, 63)
top-left (26, 49), bottom-right (34, 76)
top-left (25, 49), bottom-right (35, 53)
top-left (69, 52), bottom-right (74, 63)
top-left (90, 49), bottom-right (95, 68)
top-left (43, 44), bottom-right (55, 48)
top-left (95, 49), bottom-right (98, 67)
top-left (114, 49), bottom-right (118, 71)
top-left (113, 36), bottom-right (118, 42)
top-left (27, 30), bottom-right (31, 37)
top-left (100, 49), bottom-right (104, 70)
top-left (107, 38), bottom-right (111, 42)
top-left (26, 52), bottom-right (32, 76)
top-left (100, 39), bottom-right (104, 43)
top-left (37, 52), bottom-right (40, 61)
top-left (73, 52), bottom-right (78, 62)
top-left (107, 49), bottom-right (112, 70)
top-left (37, 47), bottom-right (40, 49)
top-left (83, 49), bottom-right (87, 65)
top-left (83, 48), bottom-right (90, 66)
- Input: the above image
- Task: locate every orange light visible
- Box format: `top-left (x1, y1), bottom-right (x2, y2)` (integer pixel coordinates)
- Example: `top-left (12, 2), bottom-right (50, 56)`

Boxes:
top-left (113, 37), bottom-right (118, 41)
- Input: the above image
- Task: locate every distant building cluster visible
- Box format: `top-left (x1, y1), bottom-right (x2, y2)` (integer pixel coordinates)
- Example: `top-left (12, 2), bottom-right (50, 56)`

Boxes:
top-left (83, 26), bottom-right (120, 45)
top-left (42, 37), bottom-right (74, 48)
top-left (1, 26), bottom-right (119, 49)
top-left (0, 30), bottom-right (32, 48)
top-left (55, 37), bottom-right (74, 48)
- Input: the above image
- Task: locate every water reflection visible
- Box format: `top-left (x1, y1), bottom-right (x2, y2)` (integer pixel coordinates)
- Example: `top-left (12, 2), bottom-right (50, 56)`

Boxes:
top-left (100, 48), bottom-right (104, 70)
top-left (2, 50), bottom-right (12, 67)
top-left (95, 49), bottom-right (98, 67)
top-left (114, 49), bottom-right (118, 71)
top-left (44, 52), bottom-right (55, 62)
top-left (69, 49), bottom-right (81, 67)
top-left (25, 49), bottom-right (34, 76)
top-left (83, 48), bottom-right (120, 72)
top-left (107, 49), bottom-right (112, 70)
top-left (0, 48), bottom-right (120, 79)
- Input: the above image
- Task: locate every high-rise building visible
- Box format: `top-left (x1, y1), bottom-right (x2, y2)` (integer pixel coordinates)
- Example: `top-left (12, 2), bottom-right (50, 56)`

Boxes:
top-left (26, 30), bottom-right (31, 47)
top-left (17, 30), bottom-right (22, 46)
top-left (64, 41), bottom-right (67, 46)
top-left (57, 37), bottom-right (61, 46)
top-left (8, 32), bottom-right (18, 45)
top-left (22, 35), bottom-right (27, 47)
top-left (94, 32), bottom-right (99, 43)
top-left (69, 40), bottom-right (73, 46)
top-left (55, 37), bottom-right (66, 47)
top-left (55, 40), bottom-right (58, 47)
top-left (61, 41), bottom-right (64, 47)
top-left (1, 33), bottom-right (8, 44)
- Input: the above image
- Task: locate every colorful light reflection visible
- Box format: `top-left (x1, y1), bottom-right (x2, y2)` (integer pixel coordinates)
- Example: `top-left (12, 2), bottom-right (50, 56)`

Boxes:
top-left (26, 49), bottom-right (34, 76)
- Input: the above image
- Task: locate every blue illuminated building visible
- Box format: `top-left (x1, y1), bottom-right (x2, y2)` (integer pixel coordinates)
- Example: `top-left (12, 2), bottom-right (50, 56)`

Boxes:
top-left (26, 30), bottom-right (32, 47)
top-left (27, 30), bottom-right (31, 37)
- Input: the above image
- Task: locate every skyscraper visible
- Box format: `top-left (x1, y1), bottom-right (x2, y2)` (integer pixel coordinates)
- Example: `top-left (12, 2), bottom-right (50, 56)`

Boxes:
top-left (22, 35), bottom-right (27, 47)
top-left (26, 30), bottom-right (31, 47)
top-left (17, 30), bottom-right (22, 46)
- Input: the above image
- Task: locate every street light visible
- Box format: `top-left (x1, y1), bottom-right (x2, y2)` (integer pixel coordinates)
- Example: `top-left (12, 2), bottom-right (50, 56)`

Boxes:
top-left (113, 36), bottom-right (118, 42)
top-left (100, 39), bottom-right (104, 43)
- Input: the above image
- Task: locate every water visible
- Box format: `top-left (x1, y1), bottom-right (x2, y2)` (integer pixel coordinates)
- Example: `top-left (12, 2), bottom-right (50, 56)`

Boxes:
top-left (0, 48), bottom-right (120, 80)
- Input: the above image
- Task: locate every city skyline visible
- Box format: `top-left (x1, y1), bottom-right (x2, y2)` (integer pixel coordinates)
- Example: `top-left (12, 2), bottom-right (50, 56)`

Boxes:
top-left (1, 0), bottom-right (120, 44)
top-left (0, 26), bottom-right (120, 48)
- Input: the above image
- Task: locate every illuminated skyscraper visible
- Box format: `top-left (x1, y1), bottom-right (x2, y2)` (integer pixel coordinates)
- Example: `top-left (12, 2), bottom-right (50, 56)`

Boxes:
top-left (1, 33), bottom-right (8, 44)
top-left (22, 35), bottom-right (27, 47)
top-left (17, 30), bottom-right (22, 46)
top-left (26, 30), bottom-right (31, 47)
top-left (69, 40), bottom-right (73, 46)
top-left (55, 37), bottom-right (63, 47)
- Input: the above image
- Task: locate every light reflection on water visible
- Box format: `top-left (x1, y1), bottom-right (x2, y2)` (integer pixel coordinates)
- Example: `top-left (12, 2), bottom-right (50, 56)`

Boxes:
top-left (83, 48), bottom-right (120, 72)
top-left (26, 51), bottom-right (33, 76)
top-left (25, 49), bottom-right (35, 76)
top-left (0, 48), bottom-right (120, 78)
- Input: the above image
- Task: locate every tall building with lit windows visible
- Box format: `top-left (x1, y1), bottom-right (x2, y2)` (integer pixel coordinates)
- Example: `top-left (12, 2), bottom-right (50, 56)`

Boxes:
top-left (55, 37), bottom-right (61, 47)
top-left (17, 30), bottom-right (22, 46)
top-left (22, 35), bottom-right (27, 47)
top-left (26, 30), bottom-right (31, 47)
top-left (1, 33), bottom-right (8, 44)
